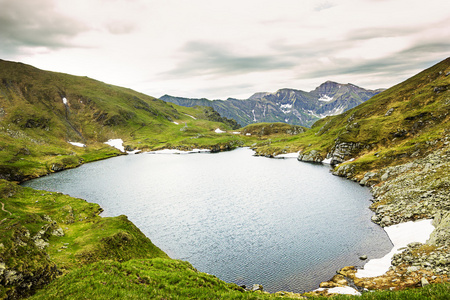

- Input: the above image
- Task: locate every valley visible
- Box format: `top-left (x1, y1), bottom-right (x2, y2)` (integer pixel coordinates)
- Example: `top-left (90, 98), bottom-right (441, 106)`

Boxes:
top-left (0, 57), bottom-right (449, 299)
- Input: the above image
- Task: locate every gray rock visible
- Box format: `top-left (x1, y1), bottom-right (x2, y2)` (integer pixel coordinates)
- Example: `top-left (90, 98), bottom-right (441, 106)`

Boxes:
top-left (252, 284), bottom-right (264, 291)
top-left (421, 277), bottom-right (430, 286)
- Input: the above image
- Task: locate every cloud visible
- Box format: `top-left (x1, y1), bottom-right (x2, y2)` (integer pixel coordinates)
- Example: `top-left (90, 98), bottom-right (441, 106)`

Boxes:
top-left (161, 41), bottom-right (293, 78)
top-left (0, 0), bottom-right (88, 55)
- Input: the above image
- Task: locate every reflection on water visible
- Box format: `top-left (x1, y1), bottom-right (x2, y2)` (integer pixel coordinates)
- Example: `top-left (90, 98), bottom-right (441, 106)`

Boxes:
top-left (23, 148), bottom-right (392, 292)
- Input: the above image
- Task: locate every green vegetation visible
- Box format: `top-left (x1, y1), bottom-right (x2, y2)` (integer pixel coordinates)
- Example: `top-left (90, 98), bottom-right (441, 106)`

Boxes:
top-left (2, 58), bottom-right (450, 299)
top-left (255, 57), bottom-right (450, 178)
top-left (29, 259), bottom-right (283, 300)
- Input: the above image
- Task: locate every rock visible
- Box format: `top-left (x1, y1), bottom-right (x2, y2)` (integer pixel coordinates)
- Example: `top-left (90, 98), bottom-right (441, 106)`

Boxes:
top-left (385, 108), bottom-right (395, 116)
top-left (380, 216), bottom-right (391, 226)
top-left (407, 266), bottom-right (419, 273)
top-left (252, 284), bottom-right (263, 291)
top-left (421, 277), bottom-right (430, 286)
top-left (359, 255), bottom-right (368, 260)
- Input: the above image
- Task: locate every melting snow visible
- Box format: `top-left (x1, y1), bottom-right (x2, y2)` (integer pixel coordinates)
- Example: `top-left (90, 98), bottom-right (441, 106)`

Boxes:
top-left (215, 128), bottom-right (226, 133)
top-left (318, 94), bottom-right (333, 102)
top-left (252, 109), bottom-right (257, 122)
top-left (232, 131), bottom-right (241, 134)
top-left (62, 97), bottom-right (68, 105)
top-left (173, 121), bottom-right (179, 125)
top-left (104, 139), bottom-right (125, 152)
top-left (356, 219), bottom-right (434, 278)
top-left (274, 151), bottom-right (299, 159)
top-left (68, 141), bottom-right (85, 147)
top-left (322, 157), bottom-right (332, 164)
top-left (315, 286), bottom-right (361, 296)
top-left (280, 103), bottom-right (292, 114)
top-left (184, 113), bottom-right (197, 119)
top-left (147, 149), bottom-right (210, 154)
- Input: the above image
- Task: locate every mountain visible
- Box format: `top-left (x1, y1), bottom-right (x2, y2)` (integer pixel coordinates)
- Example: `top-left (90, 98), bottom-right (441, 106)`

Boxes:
top-left (0, 59), bottom-right (244, 182)
top-left (252, 57), bottom-right (450, 294)
top-left (160, 82), bottom-right (383, 128)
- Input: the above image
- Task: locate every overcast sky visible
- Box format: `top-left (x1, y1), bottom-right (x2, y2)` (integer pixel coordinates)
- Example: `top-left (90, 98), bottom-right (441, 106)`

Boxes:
top-left (1, 0), bottom-right (449, 99)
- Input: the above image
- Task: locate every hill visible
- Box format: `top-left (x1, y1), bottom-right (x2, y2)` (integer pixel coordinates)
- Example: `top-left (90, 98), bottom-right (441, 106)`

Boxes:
top-left (0, 59), bottom-right (247, 182)
top-left (251, 57), bottom-right (450, 293)
top-left (160, 82), bottom-right (382, 128)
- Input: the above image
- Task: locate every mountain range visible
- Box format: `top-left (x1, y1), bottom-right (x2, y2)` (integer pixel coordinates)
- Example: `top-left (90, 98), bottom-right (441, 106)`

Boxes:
top-left (161, 81), bottom-right (384, 127)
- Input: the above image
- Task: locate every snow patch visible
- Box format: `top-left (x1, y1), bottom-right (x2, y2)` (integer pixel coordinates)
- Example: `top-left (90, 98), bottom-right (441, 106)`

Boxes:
top-left (104, 139), bottom-right (125, 152)
top-left (173, 121), bottom-right (179, 125)
top-left (322, 157), bottom-right (332, 164)
top-left (328, 286), bottom-right (361, 296)
top-left (356, 219), bottom-right (434, 278)
top-left (274, 152), bottom-right (299, 159)
top-left (246, 133), bottom-right (251, 136)
top-left (318, 94), bottom-right (333, 102)
top-left (147, 149), bottom-right (210, 155)
top-left (232, 131), bottom-right (241, 134)
top-left (62, 97), bottom-right (68, 105)
top-left (252, 109), bottom-right (257, 122)
top-left (68, 141), bottom-right (85, 148)
top-left (280, 103), bottom-right (292, 114)
top-left (184, 114), bottom-right (197, 119)
top-left (215, 128), bottom-right (226, 133)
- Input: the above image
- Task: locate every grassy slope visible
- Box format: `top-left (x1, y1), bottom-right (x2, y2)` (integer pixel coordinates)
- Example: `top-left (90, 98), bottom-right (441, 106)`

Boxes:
top-left (0, 59), bottom-right (260, 181)
top-left (255, 58), bottom-right (450, 176)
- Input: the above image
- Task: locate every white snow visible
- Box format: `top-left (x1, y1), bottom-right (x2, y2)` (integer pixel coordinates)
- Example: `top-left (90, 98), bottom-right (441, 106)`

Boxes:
top-left (246, 133), bottom-right (252, 136)
top-left (252, 109), bottom-right (257, 122)
top-left (318, 94), bottom-right (333, 102)
top-left (184, 114), bottom-right (197, 119)
top-left (322, 157), bottom-right (332, 164)
top-left (328, 286), bottom-right (361, 296)
top-left (274, 152), bottom-right (299, 159)
top-left (147, 148), bottom-right (210, 154)
top-left (68, 141), bottom-right (85, 147)
top-left (62, 97), bottom-right (68, 105)
top-left (280, 103), bottom-right (292, 114)
top-left (232, 131), bottom-right (241, 134)
top-left (104, 139), bottom-right (125, 152)
top-left (356, 219), bottom-right (434, 278)
top-left (314, 286), bottom-right (361, 296)
top-left (215, 128), bottom-right (226, 133)
top-left (173, 121), bottom-right (179, 125)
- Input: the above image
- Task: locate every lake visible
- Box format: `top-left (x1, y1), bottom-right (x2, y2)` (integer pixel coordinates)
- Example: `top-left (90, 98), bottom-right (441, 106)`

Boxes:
top-left (22, 147), bottom-right (392, 293)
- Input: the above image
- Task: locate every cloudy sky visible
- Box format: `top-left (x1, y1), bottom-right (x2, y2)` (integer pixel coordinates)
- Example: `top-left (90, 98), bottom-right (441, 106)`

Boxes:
top-left (1, 0), bottom-right (449, 99)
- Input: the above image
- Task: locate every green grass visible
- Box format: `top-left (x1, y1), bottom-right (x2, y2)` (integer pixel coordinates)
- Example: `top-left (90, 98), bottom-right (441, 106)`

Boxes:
top-left (29, 259), bottom-right (282, 300)
top-left (312, 283), bottom-right (450, 300)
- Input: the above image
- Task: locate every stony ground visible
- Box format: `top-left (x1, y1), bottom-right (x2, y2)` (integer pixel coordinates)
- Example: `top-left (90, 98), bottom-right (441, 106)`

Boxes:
top-left (308, 135), bottom-right (450, 296)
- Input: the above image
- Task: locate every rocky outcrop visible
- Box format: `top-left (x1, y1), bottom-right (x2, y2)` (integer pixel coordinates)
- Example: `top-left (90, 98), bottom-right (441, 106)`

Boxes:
top-left (314, 135), bottom-right (450, 293)
top-left (328, 140), bottom-right (371, 165)
top-left (297, 150), bottom-right (324, 163)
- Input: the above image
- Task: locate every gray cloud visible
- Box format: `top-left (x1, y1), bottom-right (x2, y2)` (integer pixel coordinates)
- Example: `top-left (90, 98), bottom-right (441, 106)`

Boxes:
top-left (0, 0), bottom-right (88, 55)
top-left (161, 41), bottom-right (293, 78)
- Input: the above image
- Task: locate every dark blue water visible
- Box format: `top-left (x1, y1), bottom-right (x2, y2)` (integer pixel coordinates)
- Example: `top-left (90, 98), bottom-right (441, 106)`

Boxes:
top-left (22, 148), bottom-right (392, 293)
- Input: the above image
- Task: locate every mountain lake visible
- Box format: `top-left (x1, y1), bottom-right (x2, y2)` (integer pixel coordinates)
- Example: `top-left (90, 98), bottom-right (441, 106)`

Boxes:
top-left (22, 147), bottom-right (392, 293)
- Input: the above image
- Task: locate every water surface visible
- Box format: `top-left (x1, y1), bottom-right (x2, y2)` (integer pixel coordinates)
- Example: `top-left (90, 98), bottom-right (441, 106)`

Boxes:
top-left (23, 148), bottom-right (392, 292)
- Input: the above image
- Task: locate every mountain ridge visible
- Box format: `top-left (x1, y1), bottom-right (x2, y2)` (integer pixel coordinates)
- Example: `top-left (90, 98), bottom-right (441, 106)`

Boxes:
top-left (160, 81), bottom-right (383, 128)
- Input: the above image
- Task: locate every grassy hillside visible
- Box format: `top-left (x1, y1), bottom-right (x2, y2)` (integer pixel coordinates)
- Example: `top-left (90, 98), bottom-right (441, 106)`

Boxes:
top-left (0, 60), bottom-right (257, 181)
top-left (254, 57), bottom-right (450, 177)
